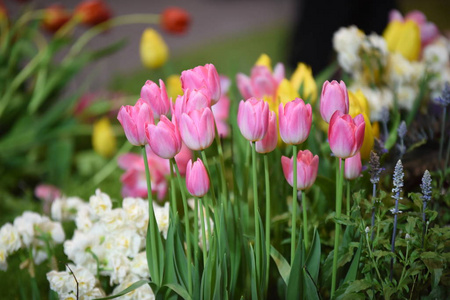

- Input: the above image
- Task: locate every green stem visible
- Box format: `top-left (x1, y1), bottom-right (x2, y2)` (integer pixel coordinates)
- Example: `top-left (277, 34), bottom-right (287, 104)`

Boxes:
top-left (251, 142), bottom-right (262, 283)
top-left (364, 231), bottom-right (383, 282)
top-left (302, 191), bottom-right (309, 250)
top-left (291, 145), bottom-right (298, 263)
top-left (264, 154), bottom-right (271, 288)
top-left (169, 159), bottom-right (177, 215)
top-left (194, 197), bottom-right (200, 269)
top-left (215, 121), bottom-right (228, 201)
top-left (142, 146), bottom-right (160, 284)
top-left (331, 158), bottom-right (344, 298)
top-left (28, 248), bottom-right (40, 300)
top-left (172, 159), bottom-right (193, 295)
top-left (398, 241), bottom-right (410, 288)
top-left (200, 198), bottom-right (208, 266)
top-left (346, 180), bottom-right (351, 215)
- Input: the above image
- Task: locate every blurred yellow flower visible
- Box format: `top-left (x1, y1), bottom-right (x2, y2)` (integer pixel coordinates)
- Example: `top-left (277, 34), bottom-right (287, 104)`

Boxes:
top-left (92, 117), bottom-right (116, 158)
top-left (140, 28), bottom-right (169, 69)
top-left (255, 53), bottom-right (272, 71)
top-left (166, 74), bottom-right (183, 101)
top-left (276, 79), bottom-right (299, 109)
top-left (348, 90), bottom-right (374, 159)
top-left (290, 63), bottom-right (317, 104)
top-left (383, 20), bottom-right (420, 61)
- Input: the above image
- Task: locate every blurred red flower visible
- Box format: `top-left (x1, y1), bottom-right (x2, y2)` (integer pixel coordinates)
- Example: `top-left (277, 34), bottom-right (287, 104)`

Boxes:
top-left (161, 7), bottom-right (190, 34)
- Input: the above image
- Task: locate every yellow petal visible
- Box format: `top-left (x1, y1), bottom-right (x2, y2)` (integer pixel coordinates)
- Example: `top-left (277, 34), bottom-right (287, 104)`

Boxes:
top-left (92, 117), bottom-right (117, 158)
top-left (166, 74), bottom-right (183, 102)
top-left (140, 28), bottom-right (169, 69)
top-left (290, 62), bottom-right (317, 104)
top-left (255, 53), bottom-right (272, 71)
top-left (348, 89), bottom-right (370, 117)
top-left (383, 20), bottom-right (403, 52)
top-left (396, 20), bottom-right (420, 61)
top-left (359, 113), bottom-right (374, 160)
top-left (276, 79), bottom-right (299, 107)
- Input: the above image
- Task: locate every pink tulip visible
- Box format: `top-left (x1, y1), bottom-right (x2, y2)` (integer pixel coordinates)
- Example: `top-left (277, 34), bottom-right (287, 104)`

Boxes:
top-left (256, 111), bottom-right (278, 153)
top-left (320, 80), bottom-right (349, 123)
top-left (146, 115), bottom-right (182, 159)
top-left (174, 142), bottom-right (193, 176)
top-left (35, 184), bottom-right (61, 201)
top-left (344, 152), bottom-right (362, 180)
top-left (279, 98), bottom-right (312, 145)
top-left (117, 100), bottom-right (154, 146)
top-left (236, 64), bottom-right (285, 100)
top-left (281, 150), bottom-right (319, 190)
top-left (179, 107), bottom-right (215, 151)
top-left (181, 64), bottom-right (221, 104)
top-left (140, 79), bottom-right (171, 119)
top-left (186, 158), bottom-right (210, 197)
top-left (118, 148), bottom-right (170, 200)
top-left (173, 88), bottom-right (211, 121)
top-left (328, 111), bottom-right (365, 159)
top-left (237, 97), bottom-right (269, 142)
top-left (211, 76), bottom-right (231, 138)
top-left (389, 9), bottom-right (439, 47)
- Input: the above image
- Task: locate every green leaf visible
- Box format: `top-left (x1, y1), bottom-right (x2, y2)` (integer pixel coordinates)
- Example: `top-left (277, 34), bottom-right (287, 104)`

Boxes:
top-left (303, 268), bottom-right (320, 300)
top-left (270, 246), bottom-right (290, 285)
top-left (164, 283), bottom-right (192, 300)
top-left (287, 232), bottom-right (305, 299)
top-left (305, 229), bottom-right (321, 283)
top-left (344, 238), bottom-right (362, 283)
top-left (95, 280), bottom-right (150, 299)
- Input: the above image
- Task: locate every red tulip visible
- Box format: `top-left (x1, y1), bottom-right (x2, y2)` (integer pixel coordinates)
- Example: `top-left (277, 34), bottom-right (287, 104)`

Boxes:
top-left (328, 111), bottom-right (365, 159)
top-left (160, 7), bottom-right (190, 34)
top-left (281, 150), bottom-right (319, 190)
top-left (74, 0), bottom-right (111, 26)
top-left (42, 4), bottom-right (71, 33)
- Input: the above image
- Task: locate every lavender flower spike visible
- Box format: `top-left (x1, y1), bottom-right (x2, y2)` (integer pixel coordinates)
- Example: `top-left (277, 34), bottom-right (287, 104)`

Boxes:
top-left (390, 159), bottom-right (404, 281)
top-left (434, 82), bottom-right (450, 107)
top-left (421, 170), bottom-right (432, 248)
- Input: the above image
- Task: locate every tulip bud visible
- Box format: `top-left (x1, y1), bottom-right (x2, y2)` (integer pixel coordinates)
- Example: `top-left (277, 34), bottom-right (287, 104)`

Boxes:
top-left (140, 79), bottom-right (171, 119)
top-left (160, 7), bottom-right (190, 34)
top-left (328, 111), bottom-right (365, 159)
top-left (181, 64), bottom-right (221, 104)
top-left (146, 115), bottom-right (182, 159)
top-left (186, 158), bottom-right (210, 197)
top-left (320, 80), bottom-right (349, 123)
top-left (42, 4), bottom-right (71, 33)
top-left (279, 98), bottom-right (312, 145)
top-left (140, 28), bottom-right (169, 69)
top-left (344, 152), bottom-right (362, 180)
top-left (237, 98), bottom-right (269, 142)
top-left (281, 150), bottom-right (319, 190)
top-left (179, 107), bottom-right (215, 151)
top-left (383, 20), bottom-right (420, 61)
top-left (74, 0), bottom-right (111, 26)
top-left (117, 100), bottom-right (154, 146)
top-left (255, 53), bottom-right (272, 71)
top-left (256, 111), bottom-right (278, 153)
top-left (166, 74), bottom-right (183, 101)
top-left (93, 117), bottom-right (117, 158)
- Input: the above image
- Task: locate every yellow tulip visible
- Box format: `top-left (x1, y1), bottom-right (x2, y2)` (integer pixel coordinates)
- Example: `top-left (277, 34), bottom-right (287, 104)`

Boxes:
top-left (276, 79), bottom-right (299, 107)
top-left (255, 53), bottom-right (272, 71)
top-left (92, 117), bottom-right (117, 158)
top-left (383, 20), bottom-right (420, 61)
top-left (166, 74), bottom-right (183, 101)
top-left (290, 63), bottom-right (317, 104)
top-left (358, 113), bottom-right (375, 160)
top-left (348, 90), bottom-right (370, 117)
top-left (140, 28), bottom-right (169, 69)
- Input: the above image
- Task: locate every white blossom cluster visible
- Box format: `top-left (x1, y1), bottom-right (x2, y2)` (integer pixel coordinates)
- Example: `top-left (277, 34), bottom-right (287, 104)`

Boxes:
top-left (333, 26), bottom-right (450, 121)
top-left (0, 211), bottom-right (65, 270)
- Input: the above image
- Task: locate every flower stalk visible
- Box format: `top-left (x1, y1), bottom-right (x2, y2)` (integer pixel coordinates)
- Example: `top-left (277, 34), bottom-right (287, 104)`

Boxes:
top-left (291, 145), bottom-right (298, 263)
top-left (390, 160), bottom-right (404, 281)
top-left (331, 157), bottom-right (344, 297)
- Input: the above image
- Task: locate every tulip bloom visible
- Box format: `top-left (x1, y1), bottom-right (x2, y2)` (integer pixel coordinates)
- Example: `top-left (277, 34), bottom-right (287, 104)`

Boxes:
top-left (237, 98), bottom-right (269, 142)
top-left (181, 64), bottom-right (221, 104)
top-left (236, 64), bottom-right (284, 101)
top-left (74, 0), bottom-right (111, 26)
top-left (117, 100), bottom-right (154, 146)
top-left (344, 152), bottom-right (362, 180)
top-left (276, 79), bottom-right (300, 108)
top-left (281, 150), bottom-right (319, 190)
top-left (256, 111), bottom-right (278, 153)
top-left (146, 115), bottom-right (182, 159)
top-left (186, 159), bottom-right (210, 197)
top-left (160, 7), bottom-right (190, 34)
top-left (320, 80), bottom-right (349, 123)
top-left (290, 63), bottom-right (317, 104)
top-left (140, 79), bottom-right (171, 119)
top-left (93, 117), bottom-right (117, 158)
top-left (166, 74), bottom-right (183, 101)
top-left (173, 88), bottom-right (211, 121)
top-left (383, 20), bottom-right (420, 61)
top-left (279, 98), bottom-right (312, 145)
top-left (328, 111), bottom-right (365, 159)
top-left (179, 107), bottom-right (215, 151)
top-left (140, 28), bottom-right (169, 69)
top-left (42, 4), bottom-right (71, 33)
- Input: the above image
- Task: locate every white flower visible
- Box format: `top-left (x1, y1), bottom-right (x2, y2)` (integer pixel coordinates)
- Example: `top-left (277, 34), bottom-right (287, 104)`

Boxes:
top-left (153, 202), bottom-right (170, 239)
top-left (89, 189), bottom-right (112, 217)
top-left (13, 211), bottom-right (44, 247)
top-left (75, 206), bottom-right (93, 232)
top-left (100, 208), bottom-right (127, 232)
top-left (123, 197), bottom-right (149, 233)
top-left (362, 33), bottom-right (389, 67)
top-left (0, 247), bottom-right (8, 271)
top-left (47, 270), bottom-right (73, 295)
top-left (424, 38), bottom-right (449, 74)
top-left (104, 252), bottom-right (130, 285)
top-left (113, 274), bottom-right (155, 300)
top-left (333, 26), bottom-right (364, 73)
top-left (130, 252), bottom-right (150, 279)
top-left (0, 223), bottom-right (21, 254)
top-left (52, 196), bottom-right (86, 221)
top-left (397, 85), bottom-right (417, 110)
top-left (33, 249), bottom-right (48, 265)
top-left (351, 85), bottom-right (394, 121)
top-left (103, 228), bottom-right (142, 258)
